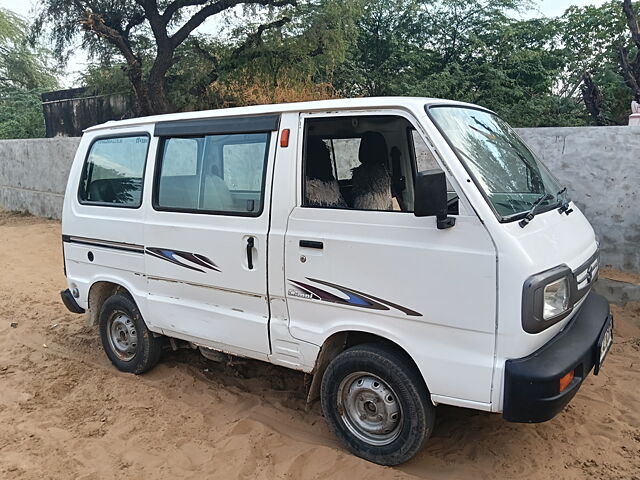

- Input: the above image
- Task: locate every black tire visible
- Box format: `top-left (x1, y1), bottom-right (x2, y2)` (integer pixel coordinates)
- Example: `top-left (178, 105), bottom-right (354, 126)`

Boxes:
top-left (320, 343), bottom-right (435, 466)
top-left (98, 293), bottom-right (163, 374)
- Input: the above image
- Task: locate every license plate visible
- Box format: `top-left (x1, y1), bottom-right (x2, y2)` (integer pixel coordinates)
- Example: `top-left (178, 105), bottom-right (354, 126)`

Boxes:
top-left (594, 316), bottom-right (613, 375)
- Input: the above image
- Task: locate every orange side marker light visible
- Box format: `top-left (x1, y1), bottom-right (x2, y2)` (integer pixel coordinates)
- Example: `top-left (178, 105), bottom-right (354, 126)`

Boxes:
top-left (280, 129), bottom-right (290, 148)
top-left (559, 370), bottom-right (574, 392)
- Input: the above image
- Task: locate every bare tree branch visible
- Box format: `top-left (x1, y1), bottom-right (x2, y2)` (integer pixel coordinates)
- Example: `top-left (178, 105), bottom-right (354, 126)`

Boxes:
top-left (187, 38), bottom-right (220, 95)
top-left (224, 16), bottom-right (291, 72)
top-left (618, 44), bottom-right (640, 100)
top-left (124, 12), bottom-right (146, 36)
top-left (622, 0), bottom-right (640, 51)
top-left (80, 11), bottom-right (138, 66)
top-left (170, 0), bottom-right (296, 48)
top-left (232, 16), bottom-right (291, 59)
top-left (162, 0), bottom-right (211, 25)
top-left (134, 0), bottom-right (169, 44)
top-left (79, 10), bottom-right (147, 113)
top-left (580, 71), bottom-right (606, 125)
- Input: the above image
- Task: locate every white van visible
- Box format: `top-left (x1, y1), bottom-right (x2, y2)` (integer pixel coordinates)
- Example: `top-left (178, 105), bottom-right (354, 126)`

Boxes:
top-left (60, 97), bottom-right (613, 465)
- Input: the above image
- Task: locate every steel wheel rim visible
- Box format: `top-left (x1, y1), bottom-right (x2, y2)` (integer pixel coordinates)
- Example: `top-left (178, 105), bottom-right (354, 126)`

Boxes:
top-left (337, 371), bottom-right (403, 446)
top-left (106, 311), bottom-right (138, 361)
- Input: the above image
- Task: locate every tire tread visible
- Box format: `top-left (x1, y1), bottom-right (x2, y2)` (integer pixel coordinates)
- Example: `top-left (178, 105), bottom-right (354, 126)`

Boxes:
top-left (320, 342), bottom-right (435, 465)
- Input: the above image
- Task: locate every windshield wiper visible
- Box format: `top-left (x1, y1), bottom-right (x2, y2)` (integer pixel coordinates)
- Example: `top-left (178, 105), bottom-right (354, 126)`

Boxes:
top-left (556, 187), bottom-right (573, 215)
top-left (519, 193), bottom-right (554, 228)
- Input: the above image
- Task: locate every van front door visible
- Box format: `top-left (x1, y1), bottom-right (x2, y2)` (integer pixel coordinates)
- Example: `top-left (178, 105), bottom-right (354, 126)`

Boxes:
top-left (143, 116), bottom-right (278, 358)
top-left (284, 112), bottom-right (497, 405)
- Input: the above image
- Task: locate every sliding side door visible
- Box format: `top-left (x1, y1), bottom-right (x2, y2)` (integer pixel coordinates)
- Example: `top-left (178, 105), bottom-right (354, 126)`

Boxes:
top-left (144, 115), bottom-right (279, 358)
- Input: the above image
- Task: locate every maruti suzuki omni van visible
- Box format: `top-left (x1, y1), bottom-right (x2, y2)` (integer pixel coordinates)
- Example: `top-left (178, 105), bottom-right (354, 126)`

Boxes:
top-left (60, 97), bottom-right (613, 465)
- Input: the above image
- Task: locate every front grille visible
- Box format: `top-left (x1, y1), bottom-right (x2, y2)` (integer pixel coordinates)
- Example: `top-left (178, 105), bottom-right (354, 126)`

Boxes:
top-left (573, 249), bottom-right (599, 302)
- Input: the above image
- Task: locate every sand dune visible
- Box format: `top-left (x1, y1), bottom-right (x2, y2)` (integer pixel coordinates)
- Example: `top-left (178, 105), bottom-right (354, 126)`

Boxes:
top-left (0, 211), bottom-right (638, 479)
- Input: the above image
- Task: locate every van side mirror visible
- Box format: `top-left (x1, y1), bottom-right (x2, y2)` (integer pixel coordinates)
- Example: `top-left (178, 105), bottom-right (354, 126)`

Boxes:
top-left (414, 169), bottom-right (456, 230)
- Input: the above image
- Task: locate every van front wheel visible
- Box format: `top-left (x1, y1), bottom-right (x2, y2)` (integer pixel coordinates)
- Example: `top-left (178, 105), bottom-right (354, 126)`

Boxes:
top-left (320, 343), bottom-right (435, 465)
top-left (99, 294), bottom-right (162, 374)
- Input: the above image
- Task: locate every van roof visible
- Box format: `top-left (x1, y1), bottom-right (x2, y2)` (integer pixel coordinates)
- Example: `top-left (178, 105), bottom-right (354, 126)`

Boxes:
top-left (84, 96), bottom-right (479, 132)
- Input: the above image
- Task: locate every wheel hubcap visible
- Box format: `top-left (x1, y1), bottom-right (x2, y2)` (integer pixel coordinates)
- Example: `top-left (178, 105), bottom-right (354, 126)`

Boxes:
top-left (337, 372), bottom-right (402, 446)
top-left (107, 311), bottom-right (138, 361)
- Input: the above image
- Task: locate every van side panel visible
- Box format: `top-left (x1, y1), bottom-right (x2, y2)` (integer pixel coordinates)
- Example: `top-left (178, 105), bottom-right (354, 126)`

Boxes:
top-left (142, 130), bottom-right (277, 357)
top-left (266, 112), bottom-right (321, 371)
top-left (283, 111), bottom-right (498, 406)
top-left (285, 209), bottom-right (497, 405)
top-left (62, 129), bottom-right (154, 320)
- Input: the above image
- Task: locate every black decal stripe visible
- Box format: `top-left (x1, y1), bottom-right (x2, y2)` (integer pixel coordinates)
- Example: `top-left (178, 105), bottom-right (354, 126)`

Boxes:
top-left (173, 251), bottom-right (221, 272)
top-left (307, 278), bottom-right (423, 317)
top-left (308, 278), bottom-right (422, 317)
top-left (289, 278), bottom-right (422, 317)
top-left (289, 280), bottom-right (390, 312)
top-left (193, 253), bottom-right (220, 271)
top-left (62, 235), bottom-right (221, 274)
top-left (145, 248), bottom-right (205, 273)
top-left (289, 280), bottom-right (336, 304)
top-left (288, 280), bottom-right (320, 299)
top-left (62, 235), bottom-right (144, 254)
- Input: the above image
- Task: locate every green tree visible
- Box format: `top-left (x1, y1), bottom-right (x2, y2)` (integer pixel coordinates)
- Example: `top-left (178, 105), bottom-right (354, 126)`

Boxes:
top-left (75, 0), bottom-right (359, 111)
top-left (33, 0), bottom-right (304, 115)
top-left (212, 0), bottom-right (359, 105)
top-left (335, 0), bottom-right (578, 127)
top-left (0, 8), bottom-right (58, 138)
top-left (562, 0), bottom-right (640, 125)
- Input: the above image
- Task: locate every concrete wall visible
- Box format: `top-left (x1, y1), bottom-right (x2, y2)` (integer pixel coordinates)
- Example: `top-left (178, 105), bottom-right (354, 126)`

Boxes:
top-left (516, 126), bottom-right (640, 273)
top-left (0, 138), bottom-right (80, 219)
top-left (0, 127), bottom-right (638, 272)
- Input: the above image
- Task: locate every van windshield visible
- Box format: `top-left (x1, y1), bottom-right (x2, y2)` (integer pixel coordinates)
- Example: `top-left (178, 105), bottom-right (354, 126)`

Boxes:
top-left (428, 106), bottom-right (562, 220)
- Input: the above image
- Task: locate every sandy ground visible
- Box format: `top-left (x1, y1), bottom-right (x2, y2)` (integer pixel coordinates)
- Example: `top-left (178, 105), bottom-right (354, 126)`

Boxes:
top-left (601, 267), bottom-right (640, 286)
top-left (0, 210), bottom-right (639, 480)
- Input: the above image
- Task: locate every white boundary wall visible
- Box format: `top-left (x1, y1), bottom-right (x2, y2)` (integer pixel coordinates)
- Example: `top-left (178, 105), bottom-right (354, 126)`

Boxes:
top-left (0, 127), bottom-right (638, 272)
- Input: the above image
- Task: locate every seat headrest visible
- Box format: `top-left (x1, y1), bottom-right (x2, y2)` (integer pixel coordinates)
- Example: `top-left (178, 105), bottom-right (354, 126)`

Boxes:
top-left (306, 137), bottom-right (335, 182)
top-left (359, 131), bottom-right (388, 166)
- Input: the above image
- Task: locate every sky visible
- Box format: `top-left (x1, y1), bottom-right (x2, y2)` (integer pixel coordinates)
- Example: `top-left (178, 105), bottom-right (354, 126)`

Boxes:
top-left (533, 0), bottom-right (608, 17)
top-left (0, 0), bottom-right (610, 89)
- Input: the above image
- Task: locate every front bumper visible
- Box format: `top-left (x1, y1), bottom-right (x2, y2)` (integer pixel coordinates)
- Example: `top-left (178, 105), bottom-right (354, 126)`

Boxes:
top-left (503, 292), bottom-right (611, 423)
top-left (60, 288), bottom-right (85, 314)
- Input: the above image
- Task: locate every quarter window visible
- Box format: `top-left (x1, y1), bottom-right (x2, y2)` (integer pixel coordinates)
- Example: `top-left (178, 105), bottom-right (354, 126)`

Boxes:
top-left (411, 130), bottom-right (439, 172)
top-left (79, 135), bottom-right (149, 207)
top-left (155, 132), bottom-right (270, 215)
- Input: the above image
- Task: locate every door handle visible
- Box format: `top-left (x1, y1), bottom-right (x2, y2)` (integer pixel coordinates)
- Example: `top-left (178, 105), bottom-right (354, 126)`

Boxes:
top-left (246, 237), bottom-right (255, 270)
top-left (300, 240), bottom-right (323, 250)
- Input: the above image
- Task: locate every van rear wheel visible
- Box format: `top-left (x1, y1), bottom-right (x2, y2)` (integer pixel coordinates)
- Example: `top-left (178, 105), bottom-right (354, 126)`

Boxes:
top-left (320, 343), bottom-right (435, 466)
top-left (99, 294), bottom-right (162, 374)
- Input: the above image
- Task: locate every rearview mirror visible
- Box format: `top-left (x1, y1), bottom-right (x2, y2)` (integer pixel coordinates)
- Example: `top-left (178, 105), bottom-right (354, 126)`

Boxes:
top-left (414, 169), bottom-right (456, 229)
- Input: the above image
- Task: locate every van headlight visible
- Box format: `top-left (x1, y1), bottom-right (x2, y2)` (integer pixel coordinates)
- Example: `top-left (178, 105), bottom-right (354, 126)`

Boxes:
top-left (522, 265), bottom-right (574, 334)
top-left (543, 277), bottom-right (570, 319)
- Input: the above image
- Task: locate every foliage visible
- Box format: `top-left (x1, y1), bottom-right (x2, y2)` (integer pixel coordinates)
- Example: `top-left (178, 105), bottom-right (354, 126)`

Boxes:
top-left (0, 87), bottom-right (47, 138)
top-left (0, 8), bottom-right (58, 139)
top-left (32, 0), bottom-right (308, 115)
top-left (74, 0), bottom-right (357, 112)
top-left (0, 8), bottom-right (57, 91)
top-left (333, 0), bottom-right (585, 127)
top-left (561, 0), bottom-right (640, 125)
top-left (9, 0), bottom-right (640, 134)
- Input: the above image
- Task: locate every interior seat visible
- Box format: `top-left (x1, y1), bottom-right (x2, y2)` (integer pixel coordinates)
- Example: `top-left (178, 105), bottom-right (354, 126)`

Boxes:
top-left (305, 137), bottom-right (347, 208)
top-left (351, 131), bottom-right (394, 211)
top-left (87, 180), bottom-right (108, 202)
top-left (201, 164), bottom-right (234, 211)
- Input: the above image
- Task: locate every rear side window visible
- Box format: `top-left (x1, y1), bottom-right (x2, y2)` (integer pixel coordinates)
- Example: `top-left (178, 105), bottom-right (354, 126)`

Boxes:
top-left (78, 135), bottom-right (149, 207)
top-left (155, 132), bottom-right (270, 216)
